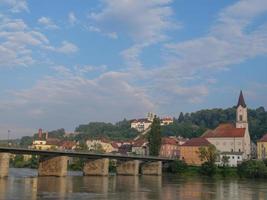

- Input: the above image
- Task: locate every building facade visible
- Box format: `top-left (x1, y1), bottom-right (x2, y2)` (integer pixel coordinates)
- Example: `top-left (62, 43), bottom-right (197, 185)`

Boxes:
top-left (179, 137), bottom-right (211, 166)
top-left (160, 137), bottom-right (180, 158)
top-left (257, 134), bottom-right (267, 160)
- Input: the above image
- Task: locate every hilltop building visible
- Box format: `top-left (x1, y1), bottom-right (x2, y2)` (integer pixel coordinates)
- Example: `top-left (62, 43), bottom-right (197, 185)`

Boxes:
top-left (131, 112), bottom-right (173, 132)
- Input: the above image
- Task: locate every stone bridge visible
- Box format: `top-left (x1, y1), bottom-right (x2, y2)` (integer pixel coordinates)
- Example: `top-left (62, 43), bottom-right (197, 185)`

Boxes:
top-left (0, 147), bottom-right (174, 177)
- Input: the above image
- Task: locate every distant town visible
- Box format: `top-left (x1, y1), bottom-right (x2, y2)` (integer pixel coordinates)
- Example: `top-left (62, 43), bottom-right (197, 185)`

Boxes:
top-left (1, 91), bottom-right (266, 171)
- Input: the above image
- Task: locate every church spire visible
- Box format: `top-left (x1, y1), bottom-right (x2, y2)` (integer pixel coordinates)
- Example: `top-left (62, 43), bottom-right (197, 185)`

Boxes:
top-left (237, 90), bottom-right (246, 108)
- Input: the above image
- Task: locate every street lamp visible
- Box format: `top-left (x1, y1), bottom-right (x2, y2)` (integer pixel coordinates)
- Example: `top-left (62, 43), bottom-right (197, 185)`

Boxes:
top-left (7, 130), bottom-right (11, 146)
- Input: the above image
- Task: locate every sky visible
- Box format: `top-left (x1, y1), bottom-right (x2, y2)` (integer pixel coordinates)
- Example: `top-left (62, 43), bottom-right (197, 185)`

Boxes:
top-left (0, 0), bottom-right (267, 139)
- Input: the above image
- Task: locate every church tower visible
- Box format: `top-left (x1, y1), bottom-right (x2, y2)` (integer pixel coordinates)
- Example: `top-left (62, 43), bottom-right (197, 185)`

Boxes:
top-left (236, 90), bottom-right (248, 129)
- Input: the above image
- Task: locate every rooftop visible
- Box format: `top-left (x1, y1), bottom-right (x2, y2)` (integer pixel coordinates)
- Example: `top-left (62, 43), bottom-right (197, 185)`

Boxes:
top-left (181, 137), bottom-right (211, 147)
top-left (259, 134), bottom-right (267, 142)
top-left (202, 123), bottom-right (246, 138)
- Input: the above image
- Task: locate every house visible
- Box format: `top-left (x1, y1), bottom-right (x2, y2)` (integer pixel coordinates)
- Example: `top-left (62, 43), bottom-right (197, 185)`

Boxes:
top-left (31, 139), bottom-right (59, 150)
top-left (131, 118), bottom-right (152, 132)
top-left (132, 139), bottom-right (148, 156)
top-left (59, 141), bottom-right (77, 150)
top-left (160, 117), bottom-right (174, 126)
top-left (118, 144), bottom-right (132, 155)
top-left (202, 91), bottom-right (251, 160)
top-left (86, 139), bottom-right (116, 153)
top-left (160, 137), bottom-right (180, 158)
top-left (257, 133), bottom-right (267, 160)
top-left (216, 152), bottom-right (243, 167)
top-left (180, 137), bottom-right (211, 166)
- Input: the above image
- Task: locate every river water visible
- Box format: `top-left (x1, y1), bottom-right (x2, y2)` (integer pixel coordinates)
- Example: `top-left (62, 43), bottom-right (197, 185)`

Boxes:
top-left (0, 168), bottom-right (267, 200)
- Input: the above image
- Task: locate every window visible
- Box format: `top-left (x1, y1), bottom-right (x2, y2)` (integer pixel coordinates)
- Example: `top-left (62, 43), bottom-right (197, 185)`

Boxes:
top-left (237, 156), bottom-right (240, 159)
top-left (238, 149), bottom-right (241, 152)
top-left (239, 115), bottom-right (243, 121)
top-left (232, 156), bottom-right (234, 159)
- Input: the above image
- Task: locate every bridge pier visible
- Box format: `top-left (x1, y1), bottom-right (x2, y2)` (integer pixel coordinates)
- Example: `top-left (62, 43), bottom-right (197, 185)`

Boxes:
top-left (117, 160), bottom-right (140, 176)
top-left (83, 158), bottom-right (109, 176)
top-left (141, 161), bottom-right (162, 175)
top-left (0, 153), bottom-right (10, 178)
top-left (38, 155), bottom-right (68, 177)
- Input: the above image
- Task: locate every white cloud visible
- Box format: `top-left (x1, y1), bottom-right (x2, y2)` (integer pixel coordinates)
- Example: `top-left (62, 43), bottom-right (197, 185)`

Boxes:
top-left (86, 25), bottom-right (118, 39)
top-left (0, 69), bottom-right (155, 135)
top-left (0, 0), bottom-right (29, 13)
top-left (68, 12), bottom-right (77, 25)
top-left (165, 0), bottom-right (267, 72)
top-left (89, 0), bottom-right (178, 43)
top-left (38, 17), bottom-right (59, 30)
top-left (0, 17), bottom-right (50, 67)
top-left (150, 0), bottom-right (267, 104)
top-left (45, 41), bottom-right (79, 54)
top-left (56, 41), bottom-right (78, 54)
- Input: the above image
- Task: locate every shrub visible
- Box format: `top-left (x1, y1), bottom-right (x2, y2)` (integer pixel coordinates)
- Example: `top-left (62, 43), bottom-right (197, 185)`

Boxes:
top-left (168, 160), bottom-right (187, 173)
top-left (200, 162), bottom-right (217, 176)
top-left (237, 160), bottom-right (267, 178)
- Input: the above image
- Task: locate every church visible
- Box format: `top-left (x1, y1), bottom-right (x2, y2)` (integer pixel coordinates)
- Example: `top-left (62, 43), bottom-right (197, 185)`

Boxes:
top-left (202, 91), bottom-right (251, 165)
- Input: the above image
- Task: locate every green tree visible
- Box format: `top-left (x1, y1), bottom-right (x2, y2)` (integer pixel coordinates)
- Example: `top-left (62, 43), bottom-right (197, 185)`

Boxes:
top-left (238, 160), bottom-right (267, 178)
top-left (20, 136), bottom-right (33, 147)
top-left (148, 116), bottom-right (161, 156)
top-left (221, 155), bottom-right (229, 167)
top-left (178, 112), bottom-right (184, 123)
top-left (199, 145), bottom-right (218, 176)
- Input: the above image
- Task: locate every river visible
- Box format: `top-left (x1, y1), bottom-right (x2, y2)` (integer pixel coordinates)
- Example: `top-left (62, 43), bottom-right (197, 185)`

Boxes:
top-left (0, 168), bottom-right (266, 200)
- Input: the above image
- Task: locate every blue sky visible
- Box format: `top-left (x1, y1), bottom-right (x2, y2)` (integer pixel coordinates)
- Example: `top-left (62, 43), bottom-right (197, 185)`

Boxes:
top-left (0, 0), bottom-right (267, 138)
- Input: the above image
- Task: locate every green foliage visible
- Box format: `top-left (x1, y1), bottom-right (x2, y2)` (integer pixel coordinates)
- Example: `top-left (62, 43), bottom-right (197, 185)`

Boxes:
top-left (221, 155), bottom-right (230, 167)
top-left (20, 136), bottom-right (33, 147)
top-left (199, 145), bottom-right (218, 176)
top-left (148, 117), bottom-right (161, 156)
top-left (68, 158), bottom-right (84, 171)
top-left (75, 119), bottom-right (138, 141)
top-left (200, 162), bottom-right (217, 176)
top-left (161, 107), bottom-right (267, 141)
top-left (109, 160), bottom-right (117, 173)
top-left (168, 160), bottom-right (187, 173)
top-left (237, 160), bottom-right (267, 178)
top-left (10, 155), bottom-right (38, 168)
top-left (161, 121), bottom-right (206, 138)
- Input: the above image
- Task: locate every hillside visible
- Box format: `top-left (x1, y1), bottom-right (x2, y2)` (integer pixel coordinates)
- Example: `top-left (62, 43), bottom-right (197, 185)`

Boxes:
top-left (17, 106), bottom-right (267, 147)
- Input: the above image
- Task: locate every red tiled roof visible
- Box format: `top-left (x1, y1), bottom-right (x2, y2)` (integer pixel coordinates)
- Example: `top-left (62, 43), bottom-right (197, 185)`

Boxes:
top-left (131, 118), bottom-right (151, 123)
top-left (181, 137), bottom-right (211, 146)
top-left (259, 134), bottom-right (267, 142)
top-left (161, 117), bottom-right (173, 121)
top-left (46, 138), bottom-right (60, 145)
top-left (132, 139), bottom-right (147, 147)
top-left (60, 141), bottom-right (76, 149)
top-left (202, 123), bottom-right (246, 138)
top-left (111, 142), bottom-right (119, 149)
top-left (161, 137), bottom-right (178, 145)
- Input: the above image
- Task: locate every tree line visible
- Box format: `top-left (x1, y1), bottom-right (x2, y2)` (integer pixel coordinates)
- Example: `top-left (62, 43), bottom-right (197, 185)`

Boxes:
top-left (18, 106), bottom-right (267, 147)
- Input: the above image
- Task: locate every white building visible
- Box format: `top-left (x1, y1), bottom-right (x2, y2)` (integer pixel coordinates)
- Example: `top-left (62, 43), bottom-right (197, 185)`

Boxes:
top-left (131, 118), bottom-right (152, 132)
top-left (216, 152), bottom-right (243, 167)
top-left (202, 91), bottom-right (251, 160)
top-left (86, 139), bottom-right (117, 153)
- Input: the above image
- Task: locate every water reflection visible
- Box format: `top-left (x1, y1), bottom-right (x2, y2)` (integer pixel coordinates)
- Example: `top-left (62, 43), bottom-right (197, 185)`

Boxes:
top-left (0, 169), bottom-right (266, 200)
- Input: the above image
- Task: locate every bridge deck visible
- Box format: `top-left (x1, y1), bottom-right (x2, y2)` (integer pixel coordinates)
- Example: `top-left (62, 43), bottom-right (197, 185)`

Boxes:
top-left (0, 147), bottom-right (174, 162)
